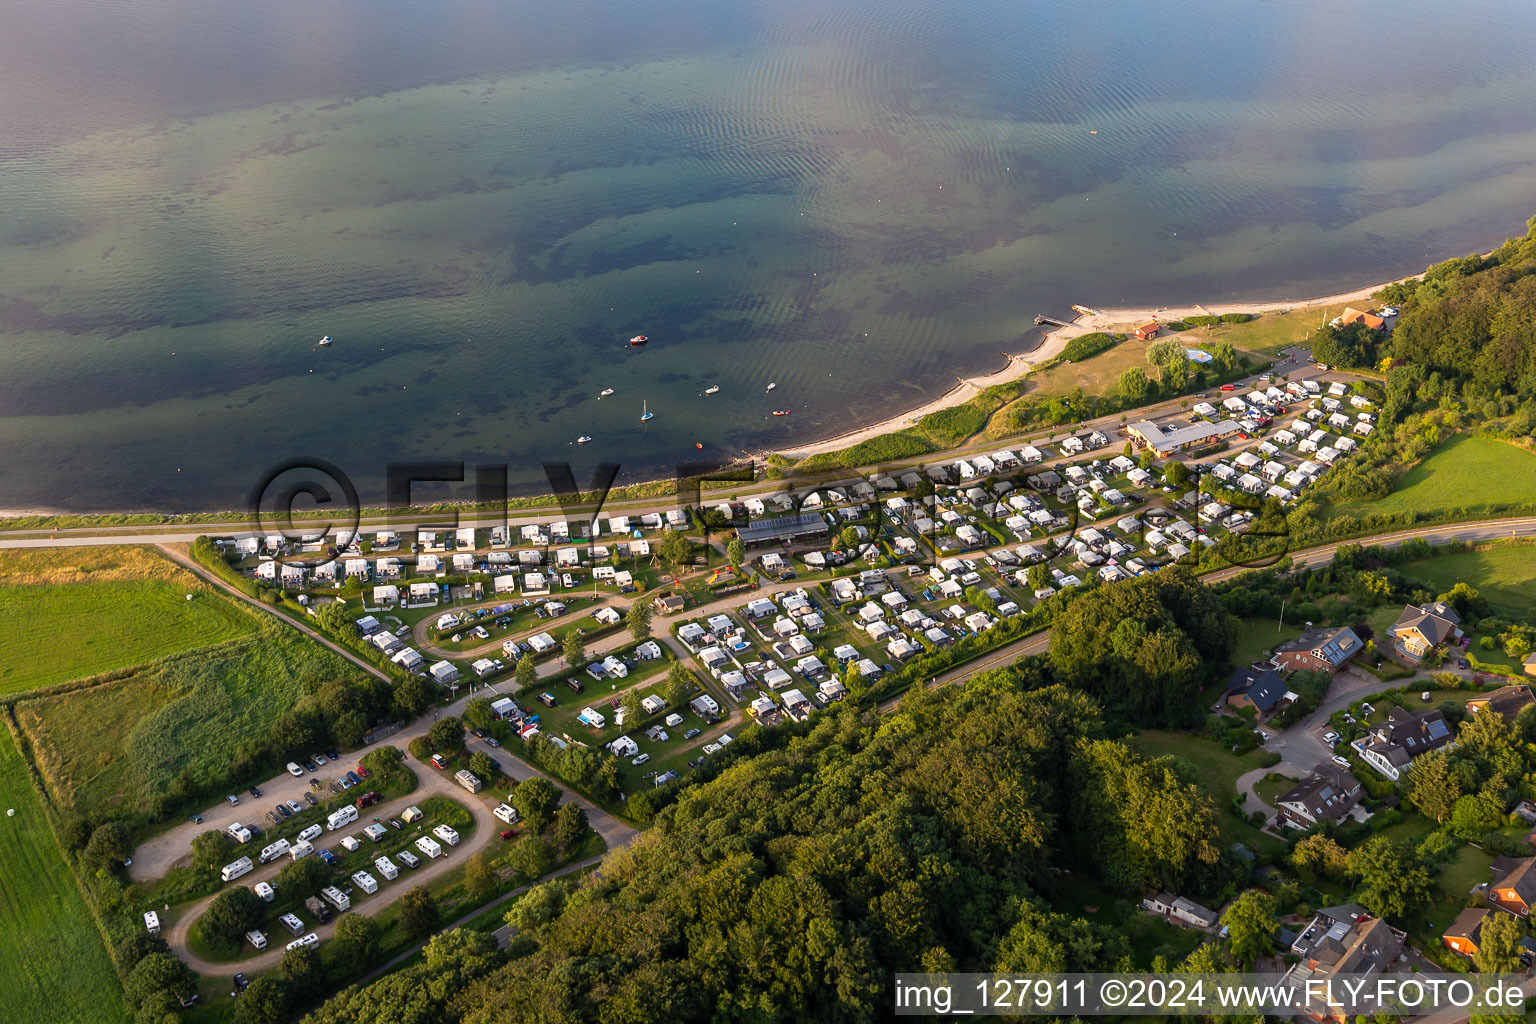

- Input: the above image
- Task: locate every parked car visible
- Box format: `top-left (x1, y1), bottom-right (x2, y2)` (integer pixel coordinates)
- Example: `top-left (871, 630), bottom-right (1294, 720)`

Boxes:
top-left (249, 786), bottom-right (262, 799)
top-left (190, 813), bottom-right (203, 825)
top-left (266, 811), bottom-right (281, 824)
top-left (345, 771), bottom-right (361, 785)
top-left (484, 737), bottom-right (500, 748)
top-left (683, 728), bottom-right (700, 740)
top-left (356, 765), bottom-right (370, 778)
top-left (276, 804), bottom-right (292, 819)
top-left (499, 829), bottom-right (517, 841)
top-left (389, 818), bottom-right (404, 830)
top-left (312, 753), bottom-right (327, 766)
top-left (324, 748), bottom-right (340, 762)
top-left (1331, 755), bottom-right (1351, 768)
top-left (226, 795), bottom-right (240, 806)
top-left (631, 753), bottom-right (650, 766)
top-left (233, 973), bottom-right (250, 993)
top-left (1322, 731), bottom-right (1340, 745)
top-left (303, 792), bottom-right (318, 806)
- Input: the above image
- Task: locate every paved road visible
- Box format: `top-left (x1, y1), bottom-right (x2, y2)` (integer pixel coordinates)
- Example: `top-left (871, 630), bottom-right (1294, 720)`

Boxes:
top-left (160, 713), bottom-right (635, 977)
top-left (873, 514), bottom-right (1536, 714)
top-left (1234, 761), bottom-right (1311, 821)
top-left (0, 355), bottom-right (1348, 551)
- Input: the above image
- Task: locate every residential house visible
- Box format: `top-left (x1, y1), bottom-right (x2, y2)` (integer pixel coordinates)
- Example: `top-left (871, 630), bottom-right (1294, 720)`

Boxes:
top-left (1226, 667), bottom-right (1288, 714)
top-left (1443, 908), bottom-right (1490, 958)
top-left (1140, 893), bottom-right (1219, 929)
top-left (1271, 626), bottom-right (1363, 674)
top-left (1489, 858), bottom-right (1536, 916)
top-left (1276, 766), bottom-right (1363, 829)
top-left (1466, 685), bottom-right (1535, 721)
top-left (1284, 914), bottom-right (1406, 1022)
top-left (1353, 706), bottom-right (1453, 780)
top-left (1390, 601), bottom-right (1462, 661)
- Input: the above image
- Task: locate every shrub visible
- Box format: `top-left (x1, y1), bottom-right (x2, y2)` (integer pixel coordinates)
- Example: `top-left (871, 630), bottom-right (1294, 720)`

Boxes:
top-left (1061, 332), bottom-right (1118, 362)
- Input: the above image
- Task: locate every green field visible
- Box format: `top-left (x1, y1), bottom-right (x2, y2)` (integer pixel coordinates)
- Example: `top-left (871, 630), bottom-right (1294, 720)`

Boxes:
top-left (1176, 305), bottom-right (1348, 357)
top-left (1230, 616), bottom-right (1304, 668)
top-left (1397, 542), bottom-right (1536, 619)
top-left (1341, 436), bottom-right (1536, 518)
top-left (17, 619), bottom-right (365, 825)
top-left (0, 547), bottom-right (257, 697)
top-left (0, 727), bottom-right (127, 1024)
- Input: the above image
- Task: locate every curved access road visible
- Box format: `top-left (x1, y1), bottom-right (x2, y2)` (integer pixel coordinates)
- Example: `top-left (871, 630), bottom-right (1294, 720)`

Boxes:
top-left (876, 514), bottom-right (1536, 713)
top-left (153, 677), bottom-right (636, 977)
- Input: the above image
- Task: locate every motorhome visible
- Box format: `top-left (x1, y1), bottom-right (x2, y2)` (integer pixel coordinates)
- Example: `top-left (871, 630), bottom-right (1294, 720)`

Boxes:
top-left (352, 871), bottom-right (379, 894)
top-left (415, 836), bottom-right (442, 859)
top-left (432, 824), bottom-right (460, 847)
top-left (326, 805), bottom-right (359, 831)
top-left (258, 838), bottom-right (290, 864)
top-left (221, 857), bottom-right (254, 882)
top-left (320, 886), bottom-right (350, 913)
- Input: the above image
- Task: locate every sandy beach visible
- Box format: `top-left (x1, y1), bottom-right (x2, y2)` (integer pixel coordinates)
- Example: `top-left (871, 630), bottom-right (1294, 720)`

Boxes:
top-left (777, 276), bottom-right (1399, 460)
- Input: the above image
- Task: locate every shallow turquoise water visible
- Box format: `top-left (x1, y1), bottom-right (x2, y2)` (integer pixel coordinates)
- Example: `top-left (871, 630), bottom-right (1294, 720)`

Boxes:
top-left (3, 0), bottom-right (1536, 510)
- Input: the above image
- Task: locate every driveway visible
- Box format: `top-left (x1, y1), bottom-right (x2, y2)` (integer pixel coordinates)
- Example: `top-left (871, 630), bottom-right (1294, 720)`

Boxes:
top-left (1235, 761), bottom-right (1310, 821)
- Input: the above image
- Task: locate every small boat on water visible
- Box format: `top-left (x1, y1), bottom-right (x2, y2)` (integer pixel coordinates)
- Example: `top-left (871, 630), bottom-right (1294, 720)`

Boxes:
top-left (704, 385), bottom-right (720, 395)
top-left (772, 409), bottom-right (791, 417)
top-left (629, 334), bottom-right (649, 347)
top-left (765, 382), bottom-right (777, 392)
top-left (599, 388), bottom-right (614, 397)
top-left (640, 400), bottom-right (654, 422)
top-left (318, 335), bottom-right (332, 347)
top-left (575, 436), bottom-right (592, 444)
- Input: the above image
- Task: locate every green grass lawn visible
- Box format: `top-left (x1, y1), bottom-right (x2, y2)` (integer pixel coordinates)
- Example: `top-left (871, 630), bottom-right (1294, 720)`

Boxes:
top-left (0, 726), bottom-right (127, 1024)
top-left (1176, 306), bottom-right (1348, 357)
top-left (1130, 731), bottom-right (1275, 803)
top-left (1437, 842), bottom-right (1494, 899)
top-left (0, 547), bottom-right (258, 697)
top-left (1340, 436), bottom-right (1536, 518)
top-left (1231, 617), bottom-right (1304, 667)
top-left (1397, 542), bottom-right (1536, 619)
top-left (17, 619), bottom-right (368, 829)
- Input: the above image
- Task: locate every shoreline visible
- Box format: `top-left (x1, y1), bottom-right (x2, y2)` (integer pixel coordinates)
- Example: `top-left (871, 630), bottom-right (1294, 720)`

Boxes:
top-left (775, 276), bottom-right (1402, 460)
top-left (0, 271), bottom-right (1415, 525)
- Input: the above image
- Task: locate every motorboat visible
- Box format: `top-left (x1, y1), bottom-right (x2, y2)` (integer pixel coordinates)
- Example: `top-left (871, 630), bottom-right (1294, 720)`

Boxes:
top-left (599, 388), bottom-right (614, 397)
top-left (629, 335), bottom-right (649, 346)
top-left (772, 409), bottom-right (791, 417)
top-left (575, 436), bottom-right (592, 444)
top-left (765, 382), bottom-right (776, 392)
top-left (318, 336), bottom-right (332, 347)
top-left (704, 385), bottom-right (720, 395)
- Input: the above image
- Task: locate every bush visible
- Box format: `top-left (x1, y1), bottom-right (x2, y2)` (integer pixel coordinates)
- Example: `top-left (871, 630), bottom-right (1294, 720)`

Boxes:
top-left (1061, 332), bottom-right (1118, 362)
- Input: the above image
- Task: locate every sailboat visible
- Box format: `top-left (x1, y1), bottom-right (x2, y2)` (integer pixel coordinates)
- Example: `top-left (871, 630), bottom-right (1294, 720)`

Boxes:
top-left (640, 400), bottom-right (654, 422)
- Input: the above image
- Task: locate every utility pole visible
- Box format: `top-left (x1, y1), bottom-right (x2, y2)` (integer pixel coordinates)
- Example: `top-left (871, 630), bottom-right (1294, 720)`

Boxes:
top-left (1278, 598), bottom-right (1287, 632)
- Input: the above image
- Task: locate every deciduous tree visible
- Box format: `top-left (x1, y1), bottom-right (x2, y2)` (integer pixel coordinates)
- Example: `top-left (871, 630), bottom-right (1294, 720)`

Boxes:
top-left (400, 885), bottom-right (439, 939)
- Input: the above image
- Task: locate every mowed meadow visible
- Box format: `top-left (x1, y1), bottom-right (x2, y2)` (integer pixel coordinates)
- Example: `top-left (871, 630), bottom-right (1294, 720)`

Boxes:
top-left (0, 727), bottom-right (128, 1024)
top-left (0, 546), bottom-right (256, 696)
